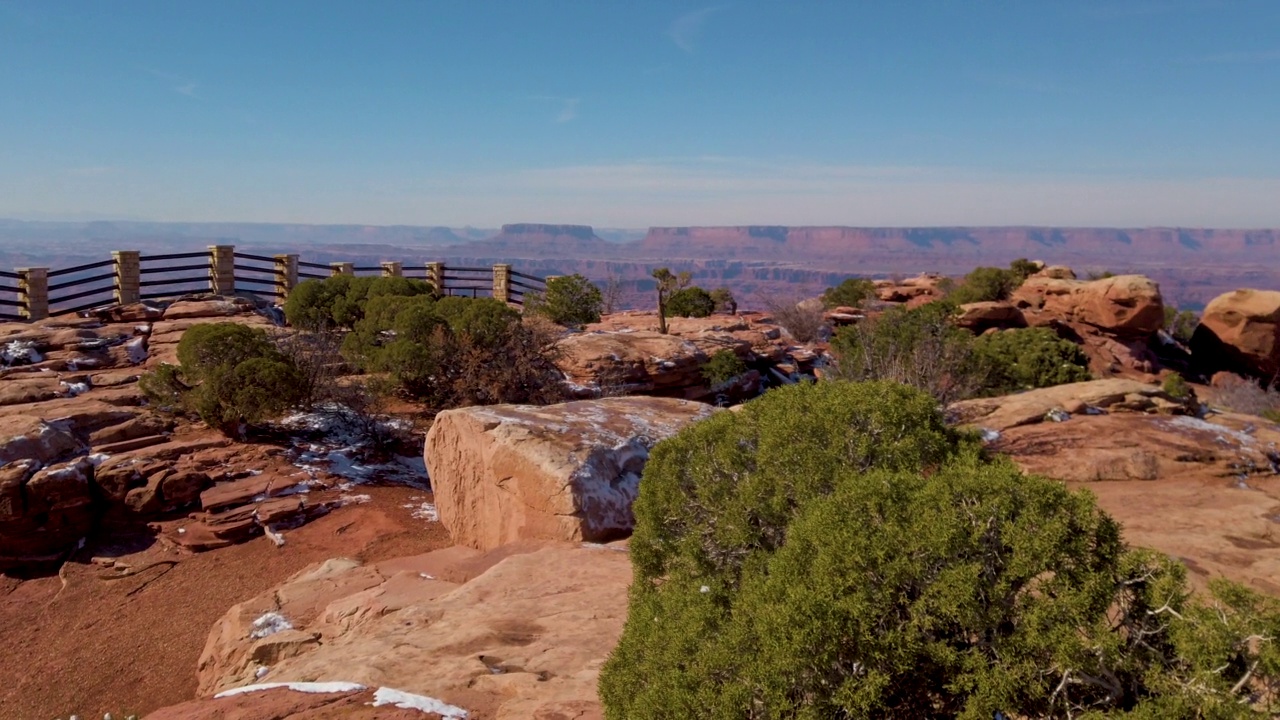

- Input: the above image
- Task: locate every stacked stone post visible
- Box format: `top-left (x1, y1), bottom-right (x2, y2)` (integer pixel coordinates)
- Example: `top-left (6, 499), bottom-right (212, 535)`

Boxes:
top-left (17, 267), bottom-right (48, 321)
top-left (492, 263), bottom-right (512, 303)
top-left (209, 245), bottom-right (236, 296)
top-left (274, 254), bottom-right (299, 303)
top-left (381, 261), bottom-right (403, 278)
top-left (330, 262), bottom-right (354, 277)
top-left (113, 251), bottom-right (141, 305)
top-left (426, 262), bottom-right (444, 295)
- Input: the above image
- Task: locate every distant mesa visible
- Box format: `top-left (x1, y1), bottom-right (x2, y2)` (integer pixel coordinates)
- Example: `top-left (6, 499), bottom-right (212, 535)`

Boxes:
top-left (499, 223), bottom-right (598, 241)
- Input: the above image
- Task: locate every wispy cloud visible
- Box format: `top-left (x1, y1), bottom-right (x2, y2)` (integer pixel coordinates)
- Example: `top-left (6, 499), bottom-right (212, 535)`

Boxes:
top-left (667, 6), bottom-right (723, 54)
top-left (1185, 49), bottom-right (1280, 64)
top-left (531, 95), bottom-right (581, 123)
top-left (141, 67), bottom-right (201, 99)
top-left (556, 98), bottom-right (580, 123)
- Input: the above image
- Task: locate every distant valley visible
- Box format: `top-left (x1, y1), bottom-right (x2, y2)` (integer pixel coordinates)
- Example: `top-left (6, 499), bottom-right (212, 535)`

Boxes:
top-left (3, 219), bottom-right (1278, 310)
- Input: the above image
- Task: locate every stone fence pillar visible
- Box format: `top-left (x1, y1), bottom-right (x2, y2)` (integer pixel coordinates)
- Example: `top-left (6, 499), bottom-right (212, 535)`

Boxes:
top-left (426, 262), bottom-right (444, 294)
top-left (113, 251), bottom-right (141, 305)
top-left (209, 245), bottom-right (236, 296)
top-left (381, 261), bottom-right (403, 278)
top-left (330, 262), bottom-right (354, 277)
top-left (18, 267), bottom-right (48, 321)
top-left (492, 263), bottom-right (512, 303)
top-left (274, 254), bottom-right (299, 302)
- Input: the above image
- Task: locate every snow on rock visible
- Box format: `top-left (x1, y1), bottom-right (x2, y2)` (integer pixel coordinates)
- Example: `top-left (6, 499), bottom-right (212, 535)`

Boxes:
top-left (213, 681), bottom-right (367, 698)
top-left (60, 381), bottom-right (90, 397)
top-left (405, 501), bottom-right (439, 522)
top-left (371, 687), bottom-right (469, 718)
top-left (2, 340), bottom-right (43, 366)
top-left (249, 612), bottom-right (293, 640)
top-left (87, 453), bottom-right (111, 466)
top-left (283, 406), bottom-right (428, 487)
top-left (125, 336), bottom-right (148, 364)
top-left (424, 396), bottom-right (716, 550)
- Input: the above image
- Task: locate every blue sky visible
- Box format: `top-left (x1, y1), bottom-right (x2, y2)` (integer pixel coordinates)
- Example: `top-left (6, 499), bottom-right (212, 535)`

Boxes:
top-left (2, 0), bottom-right (1278, 227)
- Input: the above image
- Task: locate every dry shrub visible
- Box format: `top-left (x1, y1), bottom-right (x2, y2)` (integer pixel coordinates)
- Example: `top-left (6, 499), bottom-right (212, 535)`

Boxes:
top-left (1213, 373), bottom-right (1280, 421)
top-left (762, 294), bottom-right (827, 344)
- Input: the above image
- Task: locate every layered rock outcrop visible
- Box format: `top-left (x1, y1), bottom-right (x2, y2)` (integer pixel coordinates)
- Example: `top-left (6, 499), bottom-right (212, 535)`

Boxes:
top-left (1190, 289), bottom-right (1280, 380)
top-left (425, 397), bottom-right (714, 551)
top-left (556, 312), bottom-right (788, 400)
top-left (1010, 273), bottom-right (1166, 377)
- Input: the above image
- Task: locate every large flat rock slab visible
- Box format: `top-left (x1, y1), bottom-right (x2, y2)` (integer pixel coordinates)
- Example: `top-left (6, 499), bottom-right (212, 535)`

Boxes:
top-left (424, 397), bottom-right (715, 550)
top-left (196, 543), bottom-right (631, 720)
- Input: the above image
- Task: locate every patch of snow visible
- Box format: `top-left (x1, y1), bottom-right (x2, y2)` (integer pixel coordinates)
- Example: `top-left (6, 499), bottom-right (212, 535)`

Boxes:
top-left (404, 502), bottom-right (438, 522)
top-left (419, 572), bottom-right (436, 579)
top-left (255, 666), bottom-right (270, 679)
top-left (125, 336), bottom-right (147, 364)
top-left (60, 381), bottom-right (90, 397)
top-left (2, 340), bottom-right (42, 366)
top-left (1165, 416), bottom-right (1256, 446)
top-left (1045, 408), bottom-right (1071, 423)
top-left (979, 428), bottom-right (1001, 443)
top-left (263, 525), bottom-right (286, 547)
top-left (177, 527), bottom-right (186, 534)
top-left (214, 681), bottom-right (367, 698)
top-left (249, 612), bottom-right (293, 639)
top-left (87, 453), bottom-right (111, 466)
top-left (135, 324), bottom-right (151, 334)
top-left (339, 493), bottom-right (372, 505)
top-left (370, 687), bottom-right (469, 718)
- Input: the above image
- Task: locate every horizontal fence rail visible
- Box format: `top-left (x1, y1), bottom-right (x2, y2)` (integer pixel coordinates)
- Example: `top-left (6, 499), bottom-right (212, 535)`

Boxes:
top-left (0, 246), bottom-right (547, 322)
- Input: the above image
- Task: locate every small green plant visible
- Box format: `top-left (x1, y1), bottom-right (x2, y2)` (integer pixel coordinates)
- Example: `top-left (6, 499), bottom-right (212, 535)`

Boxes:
top-left (700, 349), bottom-right (747, 386)
top-left (665, 286), bottom-right (715, 318)
top-left (709, 287), bottom-right (737, 314)
top-left (974, 327), bottom-right (1092, 393)
top-left (651, 267), bottom-right (691, 334)
top-left (821, 277), bottom-right (876, 309)
top-left (523, 273), bottom-right (603, 329)
top-left (1162, 371), bottom-right (1191, 399)
top-left (1164, 305), bottom-right (1200, 344)
top-left (946, 259), bottom-right (1040, 305)
top-left (1086, 269), bottom-right (1117, 280)
top-left (142, 322), bottom-right (308, 438)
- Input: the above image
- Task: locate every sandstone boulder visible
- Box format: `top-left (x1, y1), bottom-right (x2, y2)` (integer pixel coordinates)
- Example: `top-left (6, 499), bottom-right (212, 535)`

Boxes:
top-left (0, 456), bottom-right (97, 565)
top-left (425, 397), bottom-right (715, 550)
top-left (948, 378), bottom-right (1193, 431)
top-left (1012, 274), bottom-right (1164, 337)
top-left (1191, 289), bottom-right (1280, 379)
top-left (162, 297), bottom-right (262, 321)
top-left (0, 415), bottom-right (81, 465)
top-left (196, 543), bottom-right (630, 719)
top-left (955, 301), bottom-right (1027, 333)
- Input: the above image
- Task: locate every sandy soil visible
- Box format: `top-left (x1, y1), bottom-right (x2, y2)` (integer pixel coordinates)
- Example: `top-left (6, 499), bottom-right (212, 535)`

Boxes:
top-left (0, 485), bottom-right (451, 720)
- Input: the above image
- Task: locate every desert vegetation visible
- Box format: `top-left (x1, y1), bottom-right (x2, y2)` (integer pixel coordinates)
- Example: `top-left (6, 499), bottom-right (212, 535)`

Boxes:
top-left (140, 323), bottom-right (308, 438)
top-left (828, 302), bottom-right (1091, 403)
top-left (945, 258), bottom-right (1039, 304)
top-left (821, 277), bottom-right (876, 309)
top-left (601, 381), bottom-right (1280, 718)
top-left (524, 273), bottom-right (603, 329)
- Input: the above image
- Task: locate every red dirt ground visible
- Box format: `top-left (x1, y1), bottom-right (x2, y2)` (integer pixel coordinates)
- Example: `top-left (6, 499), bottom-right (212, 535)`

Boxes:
top-left (0, 485), bottom-right (450, 719)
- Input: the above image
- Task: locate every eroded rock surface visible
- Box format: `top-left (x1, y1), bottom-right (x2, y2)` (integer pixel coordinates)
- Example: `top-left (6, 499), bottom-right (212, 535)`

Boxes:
top-left (425, 397), bottom-right (714, 550)
top-left (196, 543), bottom-right (630, 720)
top-left (1191, 288), bottom-right (1280, 379)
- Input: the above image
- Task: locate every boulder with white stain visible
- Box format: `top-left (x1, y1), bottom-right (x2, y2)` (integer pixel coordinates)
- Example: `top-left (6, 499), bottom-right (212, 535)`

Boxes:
top-left (424, 397), bottom-right (716, 550)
